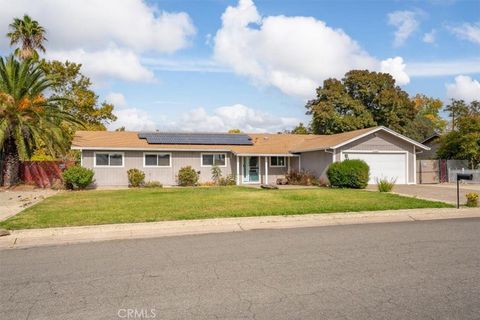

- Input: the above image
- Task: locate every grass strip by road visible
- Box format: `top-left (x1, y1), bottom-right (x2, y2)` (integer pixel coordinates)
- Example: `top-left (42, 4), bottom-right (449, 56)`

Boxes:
top-left (0, 186), bottom-right (452, 230)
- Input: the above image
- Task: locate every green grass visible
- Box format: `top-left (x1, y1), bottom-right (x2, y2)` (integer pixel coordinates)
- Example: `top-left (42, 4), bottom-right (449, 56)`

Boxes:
top-left (0, 187), bottom-right (452, 230)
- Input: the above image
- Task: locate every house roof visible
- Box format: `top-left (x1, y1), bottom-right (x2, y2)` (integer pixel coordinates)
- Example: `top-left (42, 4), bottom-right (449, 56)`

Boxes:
top-left (72, 126), bottom-right (429, 155)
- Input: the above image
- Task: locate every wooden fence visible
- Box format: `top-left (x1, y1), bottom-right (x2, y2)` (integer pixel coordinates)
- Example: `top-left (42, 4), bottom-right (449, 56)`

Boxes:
top-left (20, 161), bottom-right (75, 188)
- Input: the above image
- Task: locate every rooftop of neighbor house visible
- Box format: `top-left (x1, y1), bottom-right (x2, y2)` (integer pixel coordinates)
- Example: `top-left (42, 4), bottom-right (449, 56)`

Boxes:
top-left (71, 126), bottom-right (429, 155)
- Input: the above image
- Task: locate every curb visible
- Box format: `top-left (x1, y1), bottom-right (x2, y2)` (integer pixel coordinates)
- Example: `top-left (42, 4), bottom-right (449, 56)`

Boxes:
top-left (1, 207), bottom-right (479, 250)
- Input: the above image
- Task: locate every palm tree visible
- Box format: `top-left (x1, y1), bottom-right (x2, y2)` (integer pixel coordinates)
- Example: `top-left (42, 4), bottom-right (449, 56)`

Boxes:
top-left (7, 15), bottom-right (47, 60)
top-left (0, 56), bottom-right (81, 186)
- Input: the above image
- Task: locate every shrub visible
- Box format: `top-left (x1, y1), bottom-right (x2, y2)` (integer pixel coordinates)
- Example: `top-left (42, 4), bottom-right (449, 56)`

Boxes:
top-left (211, 165), bottom-right (222, 185)
top-left (177, 166), bottom-right (199, 186)
top-left (127, 169), bottom-right (145, 187)
top-left (327, 159), bottom-right (369, 189)
top-left (62, 166), bottom-right (94, 190)
top-left (466, 192), bottom-right (479, 207)
top-left (144, 181), bottom-right (163, 188)
top-left (218, 174), bottom-right (236, 186)
top-left (286, 170), bottom-right (317, 186)
top-left (377, 178), bottom-right (396, 192)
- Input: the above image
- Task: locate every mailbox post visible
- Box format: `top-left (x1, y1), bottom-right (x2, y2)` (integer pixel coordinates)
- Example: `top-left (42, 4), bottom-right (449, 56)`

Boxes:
top-left (457, 173), bottom-right (473, 208)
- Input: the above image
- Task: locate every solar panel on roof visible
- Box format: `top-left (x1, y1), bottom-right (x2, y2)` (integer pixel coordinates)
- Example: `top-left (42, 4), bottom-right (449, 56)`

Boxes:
top-left (138, 132), bottom-right (253, 145)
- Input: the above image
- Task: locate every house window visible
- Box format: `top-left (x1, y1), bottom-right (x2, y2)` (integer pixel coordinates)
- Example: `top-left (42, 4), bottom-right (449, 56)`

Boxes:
top-left (144, 153), bottom-right (171, 167)
top-left (201, 153), bottom-right (226, 167)
top-left (95, 153), bottom-right (123, 167)
top-left (270, 156), bottom-right (286, 167)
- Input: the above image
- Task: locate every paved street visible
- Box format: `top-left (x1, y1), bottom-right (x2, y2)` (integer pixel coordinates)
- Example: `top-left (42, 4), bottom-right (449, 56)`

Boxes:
top-left (2, 218), bottom-right (480, 320)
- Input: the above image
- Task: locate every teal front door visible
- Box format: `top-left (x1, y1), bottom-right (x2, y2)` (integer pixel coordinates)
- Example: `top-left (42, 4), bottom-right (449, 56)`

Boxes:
top-left (243, 156), bottom-right (260, 183)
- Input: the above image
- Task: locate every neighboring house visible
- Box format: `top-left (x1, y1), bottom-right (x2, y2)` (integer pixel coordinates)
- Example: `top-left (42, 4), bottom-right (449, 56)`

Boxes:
top-left (417, 133), bottom-right (441, 160)
top-left (72, 126), bottom-right (429, 187)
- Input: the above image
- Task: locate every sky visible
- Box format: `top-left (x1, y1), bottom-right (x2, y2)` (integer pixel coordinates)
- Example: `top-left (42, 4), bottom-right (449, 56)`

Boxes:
top-left (0, 0), bottom-right (479, 132)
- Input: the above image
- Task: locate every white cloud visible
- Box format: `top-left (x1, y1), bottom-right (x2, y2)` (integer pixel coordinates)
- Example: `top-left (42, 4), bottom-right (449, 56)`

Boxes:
top-left (0, 0), bottom-right (195, 53)
top-left (213, 0), bottom-right (407, 97)
top-left (423, 29), bottom-right (436, 44)
top-left (106, 92), bottom-right (156, 131)
top-left (0, 0), bottom-right (195, 82)
top-left (446, 75), bottom-right (480, 103)
top-left (380, 57), bottom-right (410, 85)
top-left (177, 104), bottom-right (300, 132)
top-left (388, 10), bottom-right (420, 47)
top-left (448, 22), bottom-right (480, 45)
top-left (47, 48), bottom-right (154, 83)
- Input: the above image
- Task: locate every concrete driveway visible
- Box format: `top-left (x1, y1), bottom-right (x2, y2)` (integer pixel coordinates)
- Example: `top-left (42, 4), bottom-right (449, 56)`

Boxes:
top-left (0, 189), bottom-right (57, 221)
top-left (368, 183), bottom-right (480, 205)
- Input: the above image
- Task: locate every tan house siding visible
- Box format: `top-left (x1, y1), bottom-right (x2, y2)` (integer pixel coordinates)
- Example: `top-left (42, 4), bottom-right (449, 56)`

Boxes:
top-left (82, 150), bottom-right (234, 187)
top-left (299, 150), bottom-right (332, 179)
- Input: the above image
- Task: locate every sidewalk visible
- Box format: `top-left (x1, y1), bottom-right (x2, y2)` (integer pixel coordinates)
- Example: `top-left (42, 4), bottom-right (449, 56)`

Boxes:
top-left (1, 207), bottom-right (479, 249)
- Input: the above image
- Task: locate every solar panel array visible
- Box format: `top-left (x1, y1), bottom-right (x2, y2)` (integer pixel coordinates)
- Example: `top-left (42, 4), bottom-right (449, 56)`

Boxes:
top-left (138, 132), bottom-right (253, 145)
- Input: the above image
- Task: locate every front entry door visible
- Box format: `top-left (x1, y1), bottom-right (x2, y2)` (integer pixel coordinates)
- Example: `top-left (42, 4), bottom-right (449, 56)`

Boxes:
top-left (243, 156), bottom-right (260, 183)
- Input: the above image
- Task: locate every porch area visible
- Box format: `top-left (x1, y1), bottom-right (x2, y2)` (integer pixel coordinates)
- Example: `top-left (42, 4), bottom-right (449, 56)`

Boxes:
top-left (234, 155), bottom-right (300, 185)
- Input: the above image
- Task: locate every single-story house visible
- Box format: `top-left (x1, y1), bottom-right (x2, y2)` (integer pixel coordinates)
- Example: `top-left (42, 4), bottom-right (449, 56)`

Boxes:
top-left (72, 126), bottom-right (429, 187)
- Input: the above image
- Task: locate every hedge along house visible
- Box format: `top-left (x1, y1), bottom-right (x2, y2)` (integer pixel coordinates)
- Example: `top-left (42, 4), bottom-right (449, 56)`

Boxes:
top-left (72, 126), bottom-right (429, 187)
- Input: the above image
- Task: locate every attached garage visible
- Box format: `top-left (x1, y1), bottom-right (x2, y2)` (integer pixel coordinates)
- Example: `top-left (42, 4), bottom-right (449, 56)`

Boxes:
top-left (342, 152), bottom-right (407, 184)
top-left (296, 126), bottom-right (429, 185)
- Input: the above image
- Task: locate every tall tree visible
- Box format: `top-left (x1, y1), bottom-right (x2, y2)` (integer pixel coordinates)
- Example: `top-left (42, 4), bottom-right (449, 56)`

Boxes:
top-left (290, 123), bottom-right (309, 134)
top-left (437, 100), bottom-right (480, 168)
top-left (0, 56), bottom-right (81, 186)
top-left (7, 15), bottom-right (47, 60)
top-left (306, 70), bottom-right (415, 135)
top-left (444, 99), bottom-right (469, 130)
top-left (41, 60), bottom-right (116, 131)
top-left (404, 94), bottom-right (446, 141)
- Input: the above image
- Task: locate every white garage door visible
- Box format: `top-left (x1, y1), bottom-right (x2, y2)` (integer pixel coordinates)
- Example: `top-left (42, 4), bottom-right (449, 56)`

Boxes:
top-left (343, 152), bottom-right (407, 184)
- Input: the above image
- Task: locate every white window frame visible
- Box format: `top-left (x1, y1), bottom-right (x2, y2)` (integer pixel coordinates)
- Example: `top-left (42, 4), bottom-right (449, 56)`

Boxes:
top-left (94, 152), bottom-right (124, 168)
top-left (270, 156), bottom-right (286, 167)
top-left (201, 153), bottom-right (227, 167)
top-left (143, 152), bottom-right (172, 168)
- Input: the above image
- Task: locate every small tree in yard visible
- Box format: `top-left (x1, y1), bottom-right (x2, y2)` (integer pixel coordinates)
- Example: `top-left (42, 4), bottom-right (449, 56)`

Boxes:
top-left (177, 166), bottom-right (199, 186)
top-left (211, 165), bottom-right (222, 185)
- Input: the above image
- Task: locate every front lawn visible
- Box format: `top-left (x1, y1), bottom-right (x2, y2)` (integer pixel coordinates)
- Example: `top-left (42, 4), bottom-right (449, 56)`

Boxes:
top-left (0, 187), bottom-right (452, 230)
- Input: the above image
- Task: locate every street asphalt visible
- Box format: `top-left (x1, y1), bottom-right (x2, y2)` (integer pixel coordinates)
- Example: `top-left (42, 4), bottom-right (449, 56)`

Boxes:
top-left (1, 218), bottom-right (480, 320)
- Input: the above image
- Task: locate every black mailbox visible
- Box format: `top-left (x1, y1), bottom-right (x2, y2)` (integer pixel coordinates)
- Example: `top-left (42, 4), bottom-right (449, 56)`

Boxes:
top-left (457, 173), bottom-right (473, 181)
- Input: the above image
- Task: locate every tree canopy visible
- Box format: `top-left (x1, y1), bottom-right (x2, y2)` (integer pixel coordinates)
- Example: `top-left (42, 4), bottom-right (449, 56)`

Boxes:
top-left (41, 60), bottom-right (116, 131)
top-left (437, 99), bottom-right (480, 168)
top-left (7, 14), bottom-right (46, 60)
top-left (305, 70), bottom-right (442, 141)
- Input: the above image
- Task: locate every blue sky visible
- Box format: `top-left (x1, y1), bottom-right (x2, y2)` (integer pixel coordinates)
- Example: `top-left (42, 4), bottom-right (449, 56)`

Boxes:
top-left (1, 0), bottom-right (479, 132)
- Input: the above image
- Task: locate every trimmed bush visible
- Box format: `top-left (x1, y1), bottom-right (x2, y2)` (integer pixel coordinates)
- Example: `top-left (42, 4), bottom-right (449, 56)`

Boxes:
top-left (327, 159), bottom-right (369, 189)
top-left (177, 166), bottom-right (199, 186)
top-left (377, 178), bottom-right (396, 192)
top-left (466, 192), bottom-right (479, 207)
top-left (127, 169), bottom-right (145, 187)
top-left (144, 181), bottom-right (163, 188)
top-left (218, 174), bottom-right (236, 186)
top-left (286, 170), bottom-right (317, 186)
top-left (62, 166), bottom-right (94, 190)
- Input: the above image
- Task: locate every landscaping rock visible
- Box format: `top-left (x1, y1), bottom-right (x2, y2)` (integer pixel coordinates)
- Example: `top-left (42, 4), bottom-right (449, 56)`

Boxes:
top-left (276, 178), bottom-right (288, 185)
top-left (261, 184), bottom-right (279, 190)
top-left (0, 229), bottom-right (10, 237)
